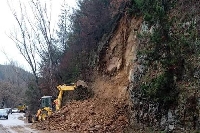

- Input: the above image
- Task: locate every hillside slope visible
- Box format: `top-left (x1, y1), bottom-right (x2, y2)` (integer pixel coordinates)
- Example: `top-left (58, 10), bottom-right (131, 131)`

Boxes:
top-left (33, 0), bottom-right (200, 132)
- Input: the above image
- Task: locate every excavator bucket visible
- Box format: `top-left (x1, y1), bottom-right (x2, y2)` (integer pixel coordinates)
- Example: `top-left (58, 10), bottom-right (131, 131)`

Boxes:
top-left (76, 80), bottom-right (88, 88)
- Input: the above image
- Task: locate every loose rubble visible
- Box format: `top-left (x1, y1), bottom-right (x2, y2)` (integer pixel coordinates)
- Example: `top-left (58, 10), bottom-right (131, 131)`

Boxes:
top-left (33, 98), bottom-right (129, 133)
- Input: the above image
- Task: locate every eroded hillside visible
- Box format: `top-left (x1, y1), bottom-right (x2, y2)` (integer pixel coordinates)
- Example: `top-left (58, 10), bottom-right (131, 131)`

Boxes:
top-left (33, 0), bottom-right (200, 132)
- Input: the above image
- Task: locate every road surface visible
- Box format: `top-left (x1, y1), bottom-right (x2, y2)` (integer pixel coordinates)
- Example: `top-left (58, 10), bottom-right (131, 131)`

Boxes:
top-left (0, 113), bottom-right (39, 133)
top-left (0, 113), bottom-right (68, 133)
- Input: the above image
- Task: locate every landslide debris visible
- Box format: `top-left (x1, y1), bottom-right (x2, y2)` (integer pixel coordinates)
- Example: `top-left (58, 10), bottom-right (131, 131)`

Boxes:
top-left (33, 97), bottom-right (129, 133)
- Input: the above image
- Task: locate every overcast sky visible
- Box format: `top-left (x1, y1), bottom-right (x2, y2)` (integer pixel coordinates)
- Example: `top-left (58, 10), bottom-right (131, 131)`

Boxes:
top-left (0, 0), bottom-right (77, 71)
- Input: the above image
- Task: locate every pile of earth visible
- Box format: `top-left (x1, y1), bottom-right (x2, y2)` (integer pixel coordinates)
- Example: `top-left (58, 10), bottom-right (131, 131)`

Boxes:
top-left (33, 97), bottom-right (129, 133)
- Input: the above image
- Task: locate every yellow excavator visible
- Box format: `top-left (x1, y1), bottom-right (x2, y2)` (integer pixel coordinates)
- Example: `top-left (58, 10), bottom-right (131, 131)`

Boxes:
top-left (28, 80), bottom-right (88, 123)
top-left (17, 103), bottom-right (27, 113)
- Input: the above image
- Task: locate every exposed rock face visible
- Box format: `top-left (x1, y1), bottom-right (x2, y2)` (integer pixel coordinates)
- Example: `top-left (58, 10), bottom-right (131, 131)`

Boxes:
top-left (98, 14), bottom-right (141, 75)
top-left (127, 1), bottom-right (200, 131)
top-left (129, 86), bottom-right (200, 132)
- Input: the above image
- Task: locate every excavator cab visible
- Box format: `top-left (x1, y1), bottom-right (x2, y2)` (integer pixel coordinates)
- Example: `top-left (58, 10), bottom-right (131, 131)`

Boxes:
top-left (40, 96), bottom-right (53, 109)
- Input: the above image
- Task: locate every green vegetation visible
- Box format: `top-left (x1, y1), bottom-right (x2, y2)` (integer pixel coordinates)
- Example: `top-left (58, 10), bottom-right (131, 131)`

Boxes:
top-left (53, 0), bottom-right (113, 84)
top-left (141, 72), bottom-right (178, 105)
top-left (130, 0), bottom-right (199, 107)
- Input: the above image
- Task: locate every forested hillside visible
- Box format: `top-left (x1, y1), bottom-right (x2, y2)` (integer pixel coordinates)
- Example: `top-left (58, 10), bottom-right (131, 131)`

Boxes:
top-left (0, 65), bottom-right (33, 108)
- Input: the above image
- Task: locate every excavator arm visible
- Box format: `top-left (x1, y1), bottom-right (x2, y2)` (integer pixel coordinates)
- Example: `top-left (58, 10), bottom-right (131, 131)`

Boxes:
top-left (55, 84), bottom-right (76, 111)
top-left (55, 80), bottom-right (88, 111)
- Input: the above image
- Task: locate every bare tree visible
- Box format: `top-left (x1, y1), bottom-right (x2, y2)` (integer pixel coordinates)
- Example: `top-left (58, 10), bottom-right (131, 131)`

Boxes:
top-left (7, 0), bottom-right (39, 86)
top-left (29, 0), bottom-right (55, 94)
top-left (56, 0), bottom-right (71, 51)
top-left (7, 0), bottom-right (60, 94)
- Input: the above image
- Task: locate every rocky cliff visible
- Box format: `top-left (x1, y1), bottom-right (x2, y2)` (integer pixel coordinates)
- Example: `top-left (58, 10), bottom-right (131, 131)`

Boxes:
top-left (97, 0), bottom-right (200, 132)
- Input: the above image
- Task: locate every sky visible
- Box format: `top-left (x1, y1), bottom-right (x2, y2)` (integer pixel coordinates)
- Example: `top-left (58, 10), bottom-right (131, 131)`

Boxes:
top-left (0, 0), bottom-right (77, 71)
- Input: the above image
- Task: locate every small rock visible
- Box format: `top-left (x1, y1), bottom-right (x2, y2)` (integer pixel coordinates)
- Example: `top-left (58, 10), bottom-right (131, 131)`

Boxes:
top-left (168, 123), bottom-right (175, 131)
top-left (88, 127), bottom-right (96, 131)
top-left (71, 123), bottom-right (77, 128)
top-left (118, 115), bottom-right (125, 121)
top-left (95, 125), bottom-right (101, 129)
top-left (104, 120), bottom-right (112, 126)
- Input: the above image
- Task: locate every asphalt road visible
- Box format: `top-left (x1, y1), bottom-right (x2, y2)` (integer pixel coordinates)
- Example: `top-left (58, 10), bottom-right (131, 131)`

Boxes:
top-left (0, 113), bottom-right (38, 133)
top-left (0, 113), bottom-right (70, 133)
